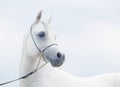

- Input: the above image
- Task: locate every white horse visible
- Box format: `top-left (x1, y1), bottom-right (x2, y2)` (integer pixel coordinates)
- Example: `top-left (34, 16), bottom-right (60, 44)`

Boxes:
top-left (20, 11), bottom-right (120, 87)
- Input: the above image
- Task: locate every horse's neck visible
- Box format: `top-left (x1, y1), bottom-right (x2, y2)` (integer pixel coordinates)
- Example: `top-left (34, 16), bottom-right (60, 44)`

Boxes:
top-left (20, 52), bottom-right (53, 75)
top-left (20, 52), bottom-right (55, 87)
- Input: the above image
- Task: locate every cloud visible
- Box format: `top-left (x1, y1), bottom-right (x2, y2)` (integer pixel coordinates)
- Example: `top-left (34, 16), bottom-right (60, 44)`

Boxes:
top-left (59, 21), bottom-right (120, 76)
top-left (37, 0), bottom-right (113, 9)
top-left (60, 21), bottom-right (120, 52)
top-left (0, 15), bottom-right (24, 83)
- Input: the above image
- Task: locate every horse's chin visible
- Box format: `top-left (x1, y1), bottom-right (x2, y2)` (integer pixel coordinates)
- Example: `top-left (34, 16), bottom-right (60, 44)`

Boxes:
top-left (49, 59), bottom-right (65, 67)
top-left (51, 62), bottom-right (64, 67)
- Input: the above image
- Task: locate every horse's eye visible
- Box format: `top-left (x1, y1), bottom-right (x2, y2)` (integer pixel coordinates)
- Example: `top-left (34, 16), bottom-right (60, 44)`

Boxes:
top-left (38, 31), bottom-right (45, 38)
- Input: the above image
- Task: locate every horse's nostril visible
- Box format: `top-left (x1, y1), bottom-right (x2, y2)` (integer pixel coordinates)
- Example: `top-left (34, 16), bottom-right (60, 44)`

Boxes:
top-left (57, 52), bottom-right (61, 58)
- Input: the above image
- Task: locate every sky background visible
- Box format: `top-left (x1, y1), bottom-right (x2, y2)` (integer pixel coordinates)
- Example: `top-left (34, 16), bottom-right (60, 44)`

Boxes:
top-left (0, 0), bottom-right (120, 87)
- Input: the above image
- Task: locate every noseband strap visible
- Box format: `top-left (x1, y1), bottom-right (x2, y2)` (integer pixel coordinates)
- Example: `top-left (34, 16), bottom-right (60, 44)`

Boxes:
top-left (42, 43), bottom-right (58, 52)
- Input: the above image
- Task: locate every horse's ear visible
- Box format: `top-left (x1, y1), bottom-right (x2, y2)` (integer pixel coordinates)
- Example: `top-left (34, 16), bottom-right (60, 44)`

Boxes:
top-left (35, 10), bottom-right (43, 23)
top-left (48, 15), bottom-right (52, 24)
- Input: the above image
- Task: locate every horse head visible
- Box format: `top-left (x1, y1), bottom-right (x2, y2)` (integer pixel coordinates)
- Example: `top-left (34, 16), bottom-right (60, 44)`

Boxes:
top-left (25, 11), bottom-right (65, 67)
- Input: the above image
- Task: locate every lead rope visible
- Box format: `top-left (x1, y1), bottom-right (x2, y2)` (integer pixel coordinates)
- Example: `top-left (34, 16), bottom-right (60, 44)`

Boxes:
top-left (0, 54), bottom-right (48, 86)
